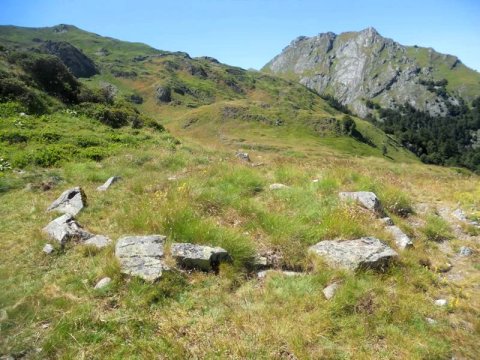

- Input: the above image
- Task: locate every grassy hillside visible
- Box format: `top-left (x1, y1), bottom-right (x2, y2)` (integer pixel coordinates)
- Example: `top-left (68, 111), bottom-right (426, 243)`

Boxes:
top-left (1, 25), bottom-right (479, 359)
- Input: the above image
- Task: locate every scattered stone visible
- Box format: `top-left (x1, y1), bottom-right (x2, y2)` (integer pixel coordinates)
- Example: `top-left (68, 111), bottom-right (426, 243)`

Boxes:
top-left (167, 176), bottom-right (178, 181)
top-left (269, 183), bottom-right (290, 190)
top-left (84, 235), bottom-right (111, 249)
top-left (0, 309), bottom-right (8, 321)
top-left (252, 255), bottom-right (268, 269)
top-left (385, 225), bottom-right (413, 249)
top-left (312, 179), bottom-right (319, 183)
top-left (452, 208), bottom-right (468, 222)
top-left (308, 237), bottom-right (398, 271)
top-left (236, 152), bottom-right (251, 162)
top-left (94, 277), bottom-right (112, 289)
top-left (323, 282), bottom-right (340, 300)
top-left (434, 299), bottom-right (448, 307)
top-left (436, 263), bottom-right (453, 273)
top-left (171, 243), bottom-right (230, 271)
top-left (42, 243), bottom-right (54, 254)
top-left (257, 270), bottom-right (304, 279)
top-left (115, 235), bottom-right (169, 281)
top-left (459, 246), bottom-right (473, 257)
top-left (380, 217), bottom-right (394, 226)
top-left (46, 186), bottom-right (86, 216)
top-left (43, 214), bottom-right (94, 245)
top-left (339, 191), bottom-right (382, 213)
top-left (97, 176), bottom-right (121, 191)
top-left (425, 317), bottom-right (437, 325)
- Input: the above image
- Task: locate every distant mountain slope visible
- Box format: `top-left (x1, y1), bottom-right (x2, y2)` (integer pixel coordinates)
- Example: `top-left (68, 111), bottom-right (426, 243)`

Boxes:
top-left (263, 27), bottom-right (480, 117)
top-left (0, 24), bottom-right (415, 162)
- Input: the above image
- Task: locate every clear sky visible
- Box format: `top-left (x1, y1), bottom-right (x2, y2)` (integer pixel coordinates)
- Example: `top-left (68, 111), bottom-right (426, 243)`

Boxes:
top-left (1, 0), bottom-right (479, 71)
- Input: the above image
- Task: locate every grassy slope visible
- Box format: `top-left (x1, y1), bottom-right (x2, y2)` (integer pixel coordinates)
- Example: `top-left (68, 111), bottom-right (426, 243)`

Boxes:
top-left (0, 25), bottom-right (479, 359)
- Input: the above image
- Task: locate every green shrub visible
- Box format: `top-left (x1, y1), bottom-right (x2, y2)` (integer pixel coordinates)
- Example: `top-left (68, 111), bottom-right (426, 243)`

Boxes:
top-left (32, 144), bottom-right (75, 167)
top-left (380, 187), bottom-right (414, 217)
top-left (0, 130), bottom-right (29, 144)
top-left (422, 214), bottom-right (453, 241)
top-left (80, 147), bottom-right (108, 161)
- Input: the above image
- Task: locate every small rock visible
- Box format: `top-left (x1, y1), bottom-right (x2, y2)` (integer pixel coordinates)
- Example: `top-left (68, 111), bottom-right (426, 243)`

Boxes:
top-left (452, 209), bottom-right (468, 222)
top-left (94, 277), bottom-right (112, 289)
top-left (0, 309), bottom-right (7, 321)
top-left (84, 235), bottom-right (111, 249)
top-left (257, 270), bottom-right (304, 279)
top-left (42, 243), bottom-right (54, 254)
top-left (323, 283), bottom-right (340, 300)
top-left (459, 246), bottom-right (473, 257)
top-left (339, 191), bottom-right (383, 213)
top-left (312, 179), bottom-right (319, 183)
top-left (167, 176), bottom-right (178, 181)
top-left (97, 176), bottom-right (121, 191)
top-left (380, 217), bottom-right (394, 226)
top-left (269, 183), bottom-right (290, 190)
top-left (236, 152), bottom-right (251, 162)
top-left (46, 186), bottom-right (86, 216)
top-left (43, 214), bottom-right (94, 245)
top-left (425, 317), bottom-right (437, 325)
top-left (171, 243), bottom-right (230, 271)
top-left (308, 237), bottom-right (398, 271)
top-left (252, 255), bottom-right (268, 269)
top-left (385, 225), bottom-right (413, 249)
top-left (115, 235), bottom-right (169, 281)
top-left (434, 299), bottom-right (448, 307)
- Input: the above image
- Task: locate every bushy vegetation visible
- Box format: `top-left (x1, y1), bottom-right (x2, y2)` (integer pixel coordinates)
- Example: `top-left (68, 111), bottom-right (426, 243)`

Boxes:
top-left (369, 99), bottom-right (480, 171)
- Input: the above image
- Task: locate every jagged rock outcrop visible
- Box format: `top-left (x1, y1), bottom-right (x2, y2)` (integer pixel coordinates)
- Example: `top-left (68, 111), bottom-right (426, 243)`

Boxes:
top-left (46, 187), bottom-right (86, 216)
top-left (308, 237), bottom-right (398, 271)
top-left (40, 40), bottom-right (98, 78)
top-left (263, 27), bottom-right (480, 117)
top-left (43, 214), bottom-right (94, 245)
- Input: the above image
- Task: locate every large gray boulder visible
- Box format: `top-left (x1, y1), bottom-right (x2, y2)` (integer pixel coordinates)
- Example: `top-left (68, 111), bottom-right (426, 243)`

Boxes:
top-left (308, 237), bottom-right (398, 271)
top-left (115, 235), bottom-right (169, 281)
top-left (46, 187), bottom-right (86, 216)
top-left (171, 243), bottom-right (230, 271)
top-left (97, 176), bottom-right (121, 191)
top-left (385, 225), bottom-right (413, 250)
top-left (156, 86), bottom-right (172, 103)
top-left (43, 214), bottom-right (94, 245)
top-left (339, 191), bottom-right (382, 213)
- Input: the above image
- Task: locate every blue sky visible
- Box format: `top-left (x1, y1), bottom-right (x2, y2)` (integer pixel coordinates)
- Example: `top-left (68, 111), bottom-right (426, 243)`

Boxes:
top-left (1, 0), bottom-right (479, 71)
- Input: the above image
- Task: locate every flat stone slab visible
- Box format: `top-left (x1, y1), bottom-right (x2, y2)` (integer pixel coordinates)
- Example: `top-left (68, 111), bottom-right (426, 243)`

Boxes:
top-left (43, 214), bottom-right (94, 245)
top-left (269, 183), bottom-right (290, 190)
top-left (47, 186), bottom-right (86, 216)
top-left (385, 225), bottom-right (413, 250)
top-left (308, 237), bottom-right (398, 271)
top-left (97, 176), bottom-right (121, 191)
top-left (115, 235), bottom-right (169, 281)
top-left (84, 235), bottom-right (111, 248)
top-left (339, 191), bottom-right (382, 213)
top-left (171, 243), bottom-right (230, 271)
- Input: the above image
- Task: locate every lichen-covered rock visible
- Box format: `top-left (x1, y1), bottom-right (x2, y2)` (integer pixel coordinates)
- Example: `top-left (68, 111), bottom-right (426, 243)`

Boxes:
top-left (46, 186), bottom-right (86, 216)
top-left (339, 191), bottom-right (382, 213)
top-left (459, 246), bottom-right (473, 257)
top-left (115, 235), bottom-right (169, 281)
top-left (97, 176), bottom-right (121, 191)
top-left (385, 225), bottom-right (413, 250)
top-left (43, 214), bottom-right (94, 245)
top-left (236, 152), bottom-right (251, 162)
top-left (171, 243), bottom-right (230, 271)
top-left (308, 237), bottom-right (398, 271)
top-left (84, 235), bottom-right (111, 248)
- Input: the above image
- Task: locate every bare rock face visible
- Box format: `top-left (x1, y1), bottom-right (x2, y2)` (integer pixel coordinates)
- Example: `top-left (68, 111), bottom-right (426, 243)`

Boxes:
top-left (339, 191), bottom-right (382, 214)
top-left (263, 27), bottom-right (479, 117)
top-left (43, 214), bottom-right (94, 245)
top-left (40, 40), bottom-right (98, 78)
top-left (308, 237), bottom-right (398, 271)
top-left (115, 235), bottom-right (169, 281)
top-left (46, 187), bottom-right (86, 216)
top-left (171, 243), bottom-right (230, 271)
top-left (385, 225), bottom-right (413, 250)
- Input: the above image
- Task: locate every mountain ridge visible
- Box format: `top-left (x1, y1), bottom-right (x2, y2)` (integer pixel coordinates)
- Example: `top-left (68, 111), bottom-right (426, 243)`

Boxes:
top-left (263, 27), bottom-right (480, 117)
